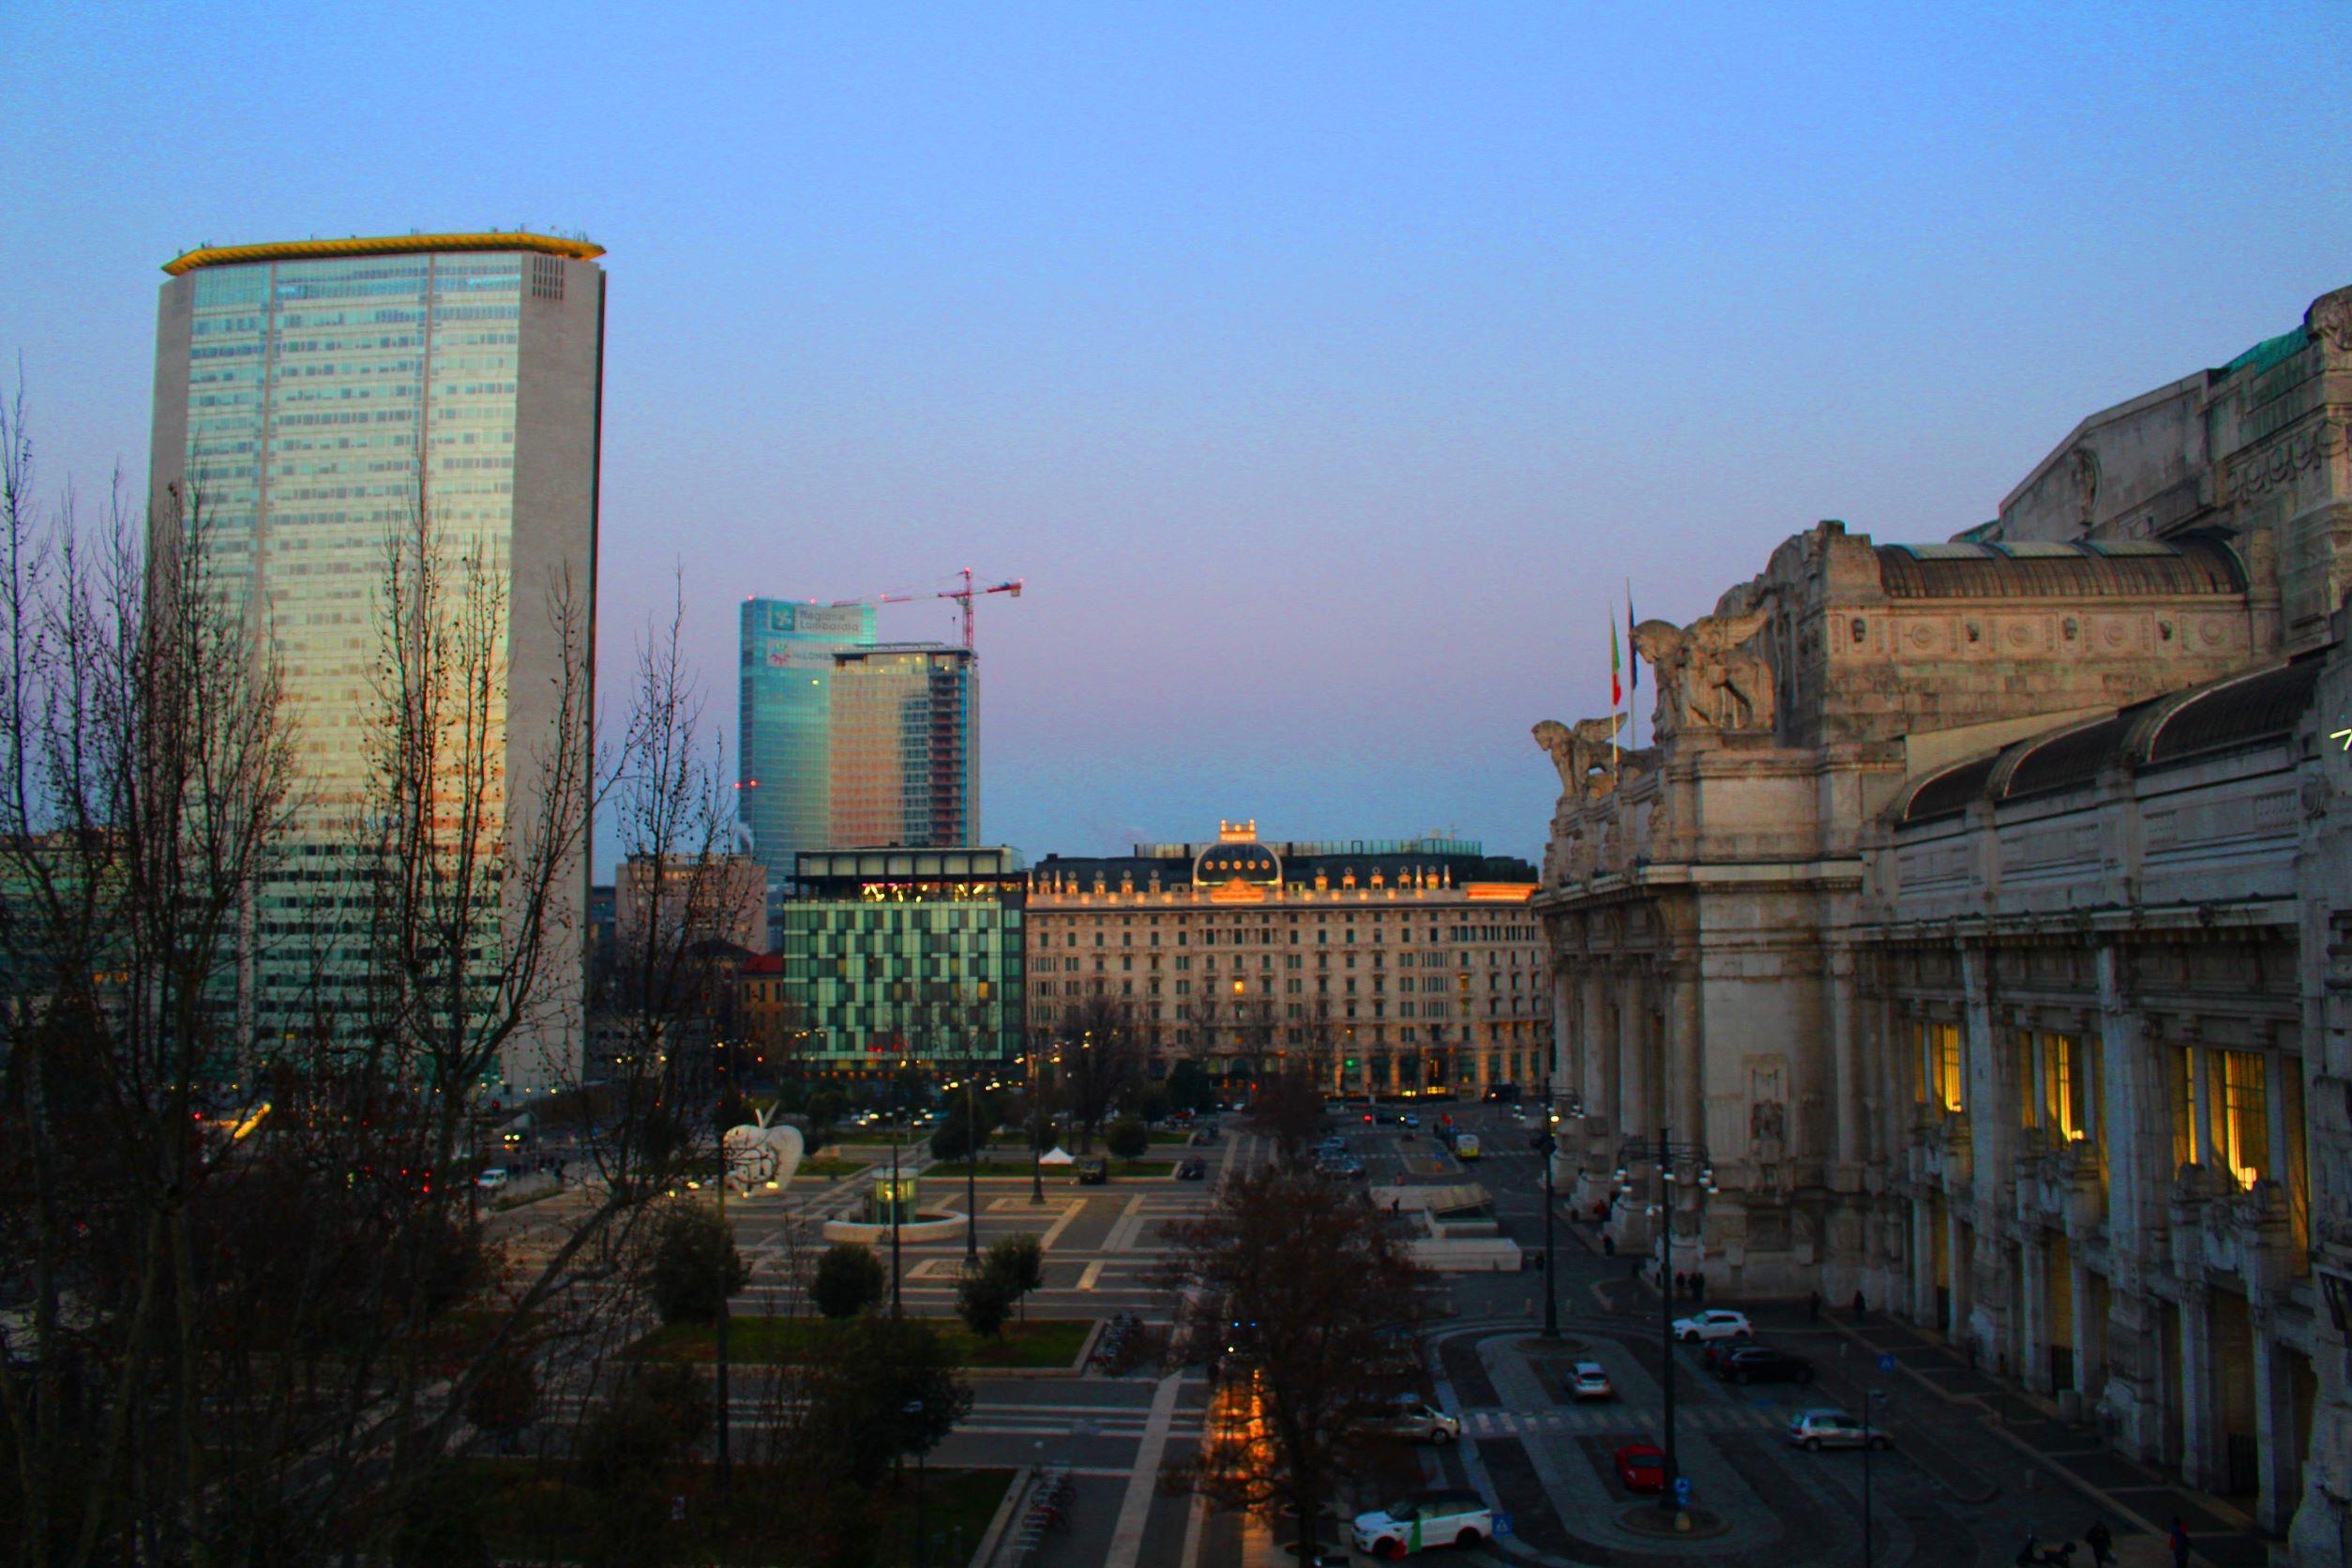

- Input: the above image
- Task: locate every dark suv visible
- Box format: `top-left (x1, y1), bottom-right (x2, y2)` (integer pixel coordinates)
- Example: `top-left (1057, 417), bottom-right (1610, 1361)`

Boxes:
top-left (1714, 1346), bottom-right (1815, 1385)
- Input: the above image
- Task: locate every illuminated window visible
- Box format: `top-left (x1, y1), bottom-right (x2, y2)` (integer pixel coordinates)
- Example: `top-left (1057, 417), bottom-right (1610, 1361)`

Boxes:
top-left (1921, 1021), bottom-right (1964, 1113)
top-left (2209, 1049), bottom-right (2269, 1189)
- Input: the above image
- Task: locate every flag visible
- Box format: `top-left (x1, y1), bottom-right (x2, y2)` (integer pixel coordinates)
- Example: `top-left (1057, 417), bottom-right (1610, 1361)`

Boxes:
top-left (1627, 585), bottom-right (1638, 692)
top-left (1609, 611), bottom-right (1621, 708)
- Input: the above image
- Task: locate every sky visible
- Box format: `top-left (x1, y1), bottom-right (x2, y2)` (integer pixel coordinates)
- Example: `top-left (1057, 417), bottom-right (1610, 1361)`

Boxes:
top-left (5, 2), bottom-right (2349, 871)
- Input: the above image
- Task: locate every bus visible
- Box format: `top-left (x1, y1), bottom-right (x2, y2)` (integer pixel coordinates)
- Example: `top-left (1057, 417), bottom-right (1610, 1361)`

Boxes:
top-left (1453, 1132), bottom-right (1482, 1162)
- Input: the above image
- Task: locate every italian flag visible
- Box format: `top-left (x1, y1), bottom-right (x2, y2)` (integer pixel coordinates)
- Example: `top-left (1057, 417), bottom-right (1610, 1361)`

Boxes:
top-left (1609, 611), bottom-right (1622, 708)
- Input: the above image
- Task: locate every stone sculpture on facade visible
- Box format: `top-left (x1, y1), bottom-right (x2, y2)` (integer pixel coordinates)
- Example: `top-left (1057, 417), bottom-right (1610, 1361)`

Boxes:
top-left (1632, 610), bottom-right (1777, 735)
top-left (1531, 715), bottom-right (1626, 803)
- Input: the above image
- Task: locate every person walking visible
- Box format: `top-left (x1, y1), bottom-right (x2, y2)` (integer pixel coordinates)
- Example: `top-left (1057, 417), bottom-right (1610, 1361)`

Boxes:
top-left (2167, 1516), bottom-right (2191, 1568)
top-left (2084, 1517), bottom-right (2114, 1566)
top-left (1808, 1290), bottom-right (1821, 1323)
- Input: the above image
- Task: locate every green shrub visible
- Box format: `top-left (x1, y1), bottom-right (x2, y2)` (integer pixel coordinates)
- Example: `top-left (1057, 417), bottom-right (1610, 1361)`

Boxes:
top-left (810, 1241), bottom-right (885, 1319)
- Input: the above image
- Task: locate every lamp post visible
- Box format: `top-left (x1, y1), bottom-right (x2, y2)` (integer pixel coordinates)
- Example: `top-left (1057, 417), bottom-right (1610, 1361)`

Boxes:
top-left (1861, 1386), bottom-right (1887, 1568)
top-left (1533, 1075), bottom-right (1560, 1339)
top-left (905, 1398), bottom-right (929, 1568)
top-left (1612, 1128), bottom-right (1717, 1516)
top-left (961, 1055), bottom-right (980, 1265)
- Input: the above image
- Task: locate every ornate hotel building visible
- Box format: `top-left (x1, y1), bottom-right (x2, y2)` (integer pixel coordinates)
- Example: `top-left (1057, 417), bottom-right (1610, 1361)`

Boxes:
top-left (1025, 821), bottom-right (1548, 1094)
top-left (1535, 284), bottom-right (2352, 1556)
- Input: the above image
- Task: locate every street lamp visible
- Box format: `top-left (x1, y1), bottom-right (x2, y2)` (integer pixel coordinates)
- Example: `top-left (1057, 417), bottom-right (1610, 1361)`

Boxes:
top-left (1530, 1076), bottom-right (1562, 1339)
top-left (905, 1397), bottom-right (930, 1568)
top-left (1612, 1127), bottom-right (1719, 1516)
top-left (1862, 1386), bottom-right (1888, 1568)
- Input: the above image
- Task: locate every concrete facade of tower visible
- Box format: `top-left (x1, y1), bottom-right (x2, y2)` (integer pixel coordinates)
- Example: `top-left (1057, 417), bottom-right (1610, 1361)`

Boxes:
top-left (147, 232), bottom-right (606, 1092)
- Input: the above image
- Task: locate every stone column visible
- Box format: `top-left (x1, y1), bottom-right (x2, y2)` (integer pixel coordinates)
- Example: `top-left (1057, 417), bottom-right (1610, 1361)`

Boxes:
top-left (2095, 942), bottom-right (2165, 1455)
top-left (1618, 968), bottom-right (1650, 1141)
top-left (1552, 963), bottom-right (1575, 1093)
top-left (2071, 1256), bottom-right (2103, 1403)
top-left (1910, 1197), bottom-right (1937, 1323)
top-left (2253, 1310), bottom-right (2305, 1535)
top-left (2179, 1288), bottom-right (2222, 1492)
top-left (2020, 1232), bottom-right (2052, 1395)
top-left (1961, 942), bottom-right (2007, 1362)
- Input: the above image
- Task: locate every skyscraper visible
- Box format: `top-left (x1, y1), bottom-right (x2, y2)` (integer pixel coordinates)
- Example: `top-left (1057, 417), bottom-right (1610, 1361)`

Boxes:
top-left (148, 232), bottom-right (607, 1090)
top-left (737, 598), bottom-right (876, 885)
top-left (829, 643), bottom-right (978, 851)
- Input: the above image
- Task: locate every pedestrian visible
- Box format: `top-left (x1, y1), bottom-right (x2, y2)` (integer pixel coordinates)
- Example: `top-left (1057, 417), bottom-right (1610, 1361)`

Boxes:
top-left (1692, 1274), bottom-right (1705, 1303)
top-left (1603, 1233), bottom-right (1616, 1258)
top-left (2167, 1516), bottom-right (2190, 1568)
top-left (1674, 1271), bottom-right (1687, 1298)
top-left (1852, 1289), bottom-right (1867, 1322)
top-left (2084, 1517), bottom-right (2114, 1567)
top-left (1808, 1289), bottom-right (1821, 1323)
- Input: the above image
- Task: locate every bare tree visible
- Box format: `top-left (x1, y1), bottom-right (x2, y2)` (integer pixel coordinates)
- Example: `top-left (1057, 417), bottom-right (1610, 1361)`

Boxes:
top-left (0, 389), bottom-right (735, 1563)
top-left (1052, 992), bottom-right (1143, 1152)
top-left (1160, 1167), bottom-right (1437, 1557)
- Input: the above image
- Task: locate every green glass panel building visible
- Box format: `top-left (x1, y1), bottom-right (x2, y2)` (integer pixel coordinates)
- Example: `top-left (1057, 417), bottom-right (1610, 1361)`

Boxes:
top-left (778, 847), bottom-right (1026, 1076)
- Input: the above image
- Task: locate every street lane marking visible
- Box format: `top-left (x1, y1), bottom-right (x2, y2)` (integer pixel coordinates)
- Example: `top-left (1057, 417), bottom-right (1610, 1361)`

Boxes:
top-left (1104, 1373), bottom-right (1184, 1568)
top-left (1078, 1260), bottom-right (1105, 1290)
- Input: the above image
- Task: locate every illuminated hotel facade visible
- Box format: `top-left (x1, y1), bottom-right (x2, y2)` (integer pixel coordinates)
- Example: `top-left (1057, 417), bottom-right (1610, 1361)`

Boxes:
top-left (1024, 821), bottom-right (1547, 1094)
top-left (147, 232), bottom-right (606, 1090)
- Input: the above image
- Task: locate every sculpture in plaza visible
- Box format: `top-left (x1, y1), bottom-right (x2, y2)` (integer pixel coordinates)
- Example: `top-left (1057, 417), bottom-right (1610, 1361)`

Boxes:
top-left (1633, 610), bottom-right (1776, 735)
top-left (721, 1111), bottom-right (806, 1193)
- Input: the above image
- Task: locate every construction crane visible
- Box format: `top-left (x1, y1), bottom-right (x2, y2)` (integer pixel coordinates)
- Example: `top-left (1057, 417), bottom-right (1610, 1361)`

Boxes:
top-left (831, 567), bottom-right (1023, 652)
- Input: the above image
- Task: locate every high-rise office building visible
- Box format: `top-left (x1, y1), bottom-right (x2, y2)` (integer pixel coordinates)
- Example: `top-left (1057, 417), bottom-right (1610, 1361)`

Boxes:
top-left (830, 644), bottom-right (979, 851)
top-left (148, 232), bottom-right (607, 1091)
top-left (737, 599), bottom-right (876, 886)
top-left (738, 616), bottom-right (980, 893)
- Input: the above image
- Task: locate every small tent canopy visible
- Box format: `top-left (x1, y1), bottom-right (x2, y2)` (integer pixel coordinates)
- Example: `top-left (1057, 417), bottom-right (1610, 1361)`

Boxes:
top-left (1037, 1146), bottom-right (1077, 1165)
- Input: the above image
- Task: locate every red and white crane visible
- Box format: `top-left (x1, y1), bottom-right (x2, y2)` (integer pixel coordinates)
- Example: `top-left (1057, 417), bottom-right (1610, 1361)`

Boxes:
top-left (831, 567), bottom-right (1023, 651)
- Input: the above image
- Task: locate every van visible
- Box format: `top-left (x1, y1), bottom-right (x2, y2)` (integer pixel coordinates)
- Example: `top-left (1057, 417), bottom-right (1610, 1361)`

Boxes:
top-left (475, 1168), bottom-right (510, 1192)
top-left (1452, 1134), bottom-right (1481, 1162)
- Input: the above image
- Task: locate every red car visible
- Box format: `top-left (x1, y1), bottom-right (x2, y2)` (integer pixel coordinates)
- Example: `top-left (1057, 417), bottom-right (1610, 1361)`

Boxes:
top-left (1613, 1442), bottom-right (1667, 1494)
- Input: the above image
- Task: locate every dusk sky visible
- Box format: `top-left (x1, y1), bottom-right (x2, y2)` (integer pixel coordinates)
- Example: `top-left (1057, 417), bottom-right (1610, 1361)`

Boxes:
top-left (7, 2), bottom-right (2349, 871)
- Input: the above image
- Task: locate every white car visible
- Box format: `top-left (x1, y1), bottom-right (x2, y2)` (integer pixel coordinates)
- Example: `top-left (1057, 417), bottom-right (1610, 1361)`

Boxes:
top-left (1350, 1490), bottom-right (1493, 1557)
top-left (475, 1168), bottom-right (509, 1191)
top-left (1671, 1309), bottom-right (1753, 1344)
top-left (1366, 1395), bottom-right (1460, 1445)
top-left (1567, 1361), bottom-right (1615, 1400)
top-left (1787, 1408), bottom-right (1890, 1451)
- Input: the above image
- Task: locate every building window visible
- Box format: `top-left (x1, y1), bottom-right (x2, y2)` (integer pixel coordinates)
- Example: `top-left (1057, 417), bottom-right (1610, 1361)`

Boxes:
top-left (1922, 1020), bottom-right (1963, 1113)
top-left (2211, 1049), bottom-right (2269, 1189)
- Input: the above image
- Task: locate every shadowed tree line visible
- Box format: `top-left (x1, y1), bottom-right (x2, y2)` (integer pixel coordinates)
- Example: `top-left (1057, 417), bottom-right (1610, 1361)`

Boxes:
top-left (0, 388), bottom-right (959, 1566)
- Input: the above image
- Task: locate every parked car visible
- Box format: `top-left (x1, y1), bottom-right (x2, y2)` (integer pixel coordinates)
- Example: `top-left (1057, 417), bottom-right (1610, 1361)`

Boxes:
top-left (1672, 1309), bottom-right (1753, 1344)
top-left (1612, 1442), bottom-right (1667, 1493)
top-left (1366, 1395), bottom-right (1461, 1445)
top-left (1350, 1489), bottom-right (1492, 1557)
top-left (1075, 1157), bottom-right (1108, 1184)
top-left (1566, 1361), bottom-right (1616, 1400)
top-left (1176, 1157), bottom-right (1207, 1180)
top-left (1786, 1409), bottom-right (1890, 1452)
top-left (475, 1168), bottom-right (509, 1192)
top-left (1717, 1346), bottom-right (1814, 1384)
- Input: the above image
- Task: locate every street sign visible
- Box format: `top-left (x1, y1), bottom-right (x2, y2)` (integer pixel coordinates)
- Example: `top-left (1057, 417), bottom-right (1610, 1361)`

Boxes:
top-left (1673, 1476), bottom-right (1693, 1506)
top-left (1877, 1352), bottom-right (1897, 1373)
top-left (1493, 1512), bottom-right (1514, 1537)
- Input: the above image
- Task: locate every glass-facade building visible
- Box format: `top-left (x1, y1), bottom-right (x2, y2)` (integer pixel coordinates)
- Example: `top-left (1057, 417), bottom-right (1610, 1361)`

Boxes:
top-left (147, 233), bottom-right (606, 1090)
top-left (777, 847), bottom-right (1026, 1075)
top-left (830, 644), bottom-right (979, 851)
top-left (737, 599), bottom-right (876, 887)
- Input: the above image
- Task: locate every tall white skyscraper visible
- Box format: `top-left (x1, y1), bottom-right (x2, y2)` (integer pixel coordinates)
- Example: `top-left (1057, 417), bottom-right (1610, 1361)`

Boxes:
top-left (148, 232), bottom-right (607, 1090)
